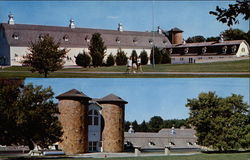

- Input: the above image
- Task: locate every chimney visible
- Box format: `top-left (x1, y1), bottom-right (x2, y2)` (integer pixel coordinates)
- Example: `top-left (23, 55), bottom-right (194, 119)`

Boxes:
top-left (69, 19), bottom-right (75, 29)
top-left (118, 23), bottom-right (123, 32)
top-left (157, 26), bottom-right (162, 34)
top-left (8, 13), bottom-right (15, 25)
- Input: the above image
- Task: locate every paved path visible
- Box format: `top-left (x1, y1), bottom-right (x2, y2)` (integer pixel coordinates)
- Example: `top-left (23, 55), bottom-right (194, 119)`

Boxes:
top-left (1, 70), bottom-right (249, 75)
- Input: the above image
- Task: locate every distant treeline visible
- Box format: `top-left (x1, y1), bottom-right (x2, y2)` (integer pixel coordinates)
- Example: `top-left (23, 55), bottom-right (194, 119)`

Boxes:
top-left (125, 116), bottom-right (190, 132)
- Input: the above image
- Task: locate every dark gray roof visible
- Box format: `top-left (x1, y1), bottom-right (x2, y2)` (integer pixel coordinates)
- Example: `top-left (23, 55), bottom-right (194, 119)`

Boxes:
top-left (97, 93), bottom-right (128, 104)
top-left (1, 23), bottom-right (171, 48)
top-left (169, 40), bottom-right (245, 48)
top-left (124, 128), bottom-right (198, 149)
top-left (170, 27), bottom-right (183, 32)
top-left (56, 89), bottom-right (91, 100)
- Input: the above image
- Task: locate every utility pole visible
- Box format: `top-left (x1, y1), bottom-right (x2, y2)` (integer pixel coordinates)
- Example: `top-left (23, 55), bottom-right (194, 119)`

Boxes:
top-left (152, 0), bottom-right (155, 69)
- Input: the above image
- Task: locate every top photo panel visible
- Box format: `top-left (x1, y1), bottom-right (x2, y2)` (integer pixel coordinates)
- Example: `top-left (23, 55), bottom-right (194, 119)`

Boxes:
top-left (0, 1), bottom-right (249, 78)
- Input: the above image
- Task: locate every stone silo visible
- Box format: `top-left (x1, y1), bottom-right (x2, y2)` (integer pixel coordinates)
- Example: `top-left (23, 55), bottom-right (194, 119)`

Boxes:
top-left (97, 94), bottom-right (128, 152)
top-left (56, 89), bottom-right (91, 154)
top-left (170, 27), bottom-right (183, 44)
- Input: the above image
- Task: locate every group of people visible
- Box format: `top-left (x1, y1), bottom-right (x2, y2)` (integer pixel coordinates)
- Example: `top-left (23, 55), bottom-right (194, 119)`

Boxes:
top-left (126, 56), bottom-right (143, 73)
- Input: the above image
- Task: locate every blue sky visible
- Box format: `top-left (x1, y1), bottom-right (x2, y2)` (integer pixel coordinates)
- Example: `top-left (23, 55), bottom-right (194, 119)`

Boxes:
top-left (25, 78), bottom-right (250, 123)
top-left (0, 1), bottom-right (248, 39)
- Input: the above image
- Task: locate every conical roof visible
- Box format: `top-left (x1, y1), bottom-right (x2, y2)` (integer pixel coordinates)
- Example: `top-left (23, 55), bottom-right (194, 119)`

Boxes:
top-left (97, 93), bottom-right (128, 104)
top-left (170, 27), bottom-right (183, 32)
top-left (56, 89), bottom-right (91, 100)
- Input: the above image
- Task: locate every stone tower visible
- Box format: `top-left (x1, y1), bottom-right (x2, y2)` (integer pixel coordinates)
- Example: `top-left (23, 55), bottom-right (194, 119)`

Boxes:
top-left (97, 94), bottom-right (127, 152)
top-left (56, 89), bottom-right (91, 154)
top-left (170, 27), bottom-right (183, 44)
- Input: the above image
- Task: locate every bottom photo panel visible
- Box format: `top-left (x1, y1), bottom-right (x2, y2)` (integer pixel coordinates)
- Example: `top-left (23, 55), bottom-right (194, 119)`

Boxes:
top-left (0, 78), bottom-right (249, 159)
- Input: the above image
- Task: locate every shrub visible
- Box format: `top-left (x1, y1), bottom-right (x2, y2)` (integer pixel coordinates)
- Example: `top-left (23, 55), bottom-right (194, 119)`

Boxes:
top-left (140, 50), bottom-right (148, 65)
top-left (116, 49), bottom-right (128, 66)
top-left (150, 46), bottom-right (162, 64)
top-left (75, 52), bottom-right (91, 67)
top-left (106, 54), bottom-right (115, 66)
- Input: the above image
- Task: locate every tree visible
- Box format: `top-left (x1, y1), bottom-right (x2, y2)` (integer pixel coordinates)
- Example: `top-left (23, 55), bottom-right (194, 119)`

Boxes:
top-left (88, 33), bottom-right (106, 67)
top-left (0, 81), bottom-right (63, 150)
top-left (140, 50), bottom-right (148, 65)
top-left (186, 35), bottom-right (206, 43)
top-left (222, 28), bottom-right (250, 44)
top-left (106, 54), bottom-right (115, 66)
top-left (206, 36), bottom-right (220, 42)
top-left (132, 120), bottom-right (139, 132)
top-left (186, 92), bottom-right (249, 151)
top-left (161, 49), bottom-right (171, 64)
top-left (138, 120), bottom-right (149, 132)
top-left (209, 0), bottom-right (250, 26)
top-left (22, 34), bottom-right (68, 78)
top-left (148, 116), bottom-right (164, 132)
top-left (115, 49), bottom-right (128, 66)
top-left (131, 50), bottom-right (138, 64)
top-left (75, 52), bottom-right (91, 68)
top-left (150, 46), bottom-right (162, 64)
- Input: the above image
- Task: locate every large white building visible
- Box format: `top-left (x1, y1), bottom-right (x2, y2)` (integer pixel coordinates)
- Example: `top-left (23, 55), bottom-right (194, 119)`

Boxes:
top-left (0, 13), bottom-right (249, 66)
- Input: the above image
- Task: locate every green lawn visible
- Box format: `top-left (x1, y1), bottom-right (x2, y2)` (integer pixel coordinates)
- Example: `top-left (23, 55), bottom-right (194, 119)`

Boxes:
top-left (2, 153), bottom-right (250, 160)
top-left (0, 59), bottom-right (249, 78)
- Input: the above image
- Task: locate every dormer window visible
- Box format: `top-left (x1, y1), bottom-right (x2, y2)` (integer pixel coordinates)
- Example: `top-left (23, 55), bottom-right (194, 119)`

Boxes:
top-left (222, 46), bottom-right (227, 54)
top-left (12, 32), bottom-right (19, 40)
top-left (169, 142), bottom-right (175, 146)
top-left (184, 47), bottom-right (189, 54)
top-left (116, 37), bottom-right (120, 43)
top-left (133, 37), bottom-right (138, 44)
top-left (39, 34), bottom-right (44, 40)
top-left (149, 39), bottom-right (153, 44)
top-left (231, 45), bottom-right (237, 53)
top-left (163, 39), bottom-right (167, 44)
top-left (168, 48), bottom-right (173, 54)
top-left (202, 46), bottom-right (207, 54)
top-left (63, 35), bottom-right (69, 42)
top-left (187, 142), bottom-right (193, 146)
top-left (85, 35), bottom-right (90, 43)
top-left (148, 141), bottom-right (155, 146)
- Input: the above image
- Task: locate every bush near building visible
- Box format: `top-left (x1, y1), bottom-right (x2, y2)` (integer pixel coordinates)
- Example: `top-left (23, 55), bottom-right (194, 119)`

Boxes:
top-left (150, 46), bottom-right (162, 64)
top-left (116, 49), bottom-right (128, 66)
top-left (75, 52), bottom-right (91, 68)
top-left (131, 50), bottom-right (138, 64)
top-left (106, 54), bottom-right (115, 66)
top-left (140, 50), bottom-right (148, 65)
top-left (161, 49), bottom-right (171, 64)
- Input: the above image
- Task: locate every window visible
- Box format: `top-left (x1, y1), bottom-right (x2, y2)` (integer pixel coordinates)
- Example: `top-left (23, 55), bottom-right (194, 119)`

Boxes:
top-left (88, 109), bottom-right (99, 126)
top-left (149, 39), bottom-right (153, 44)
top-left (63, 35), bottom-right (69, 42)
top-left (116, 37), bottom-right (120, 43)
top-left (12, 33), bottom-right (19, 40)
top-left (85, 35), bottom-right (90, 43)
top-left (169, 142), bottom-right (175, 146)
top-left (241, 48), bottom-right (245, 52)
top-left (88, 141), bottom-right (98, 152)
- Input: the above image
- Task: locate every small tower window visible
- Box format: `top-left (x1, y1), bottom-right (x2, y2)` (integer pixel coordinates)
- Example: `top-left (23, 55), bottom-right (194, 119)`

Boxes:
top-left (12, 32), bottom-right (19, 40)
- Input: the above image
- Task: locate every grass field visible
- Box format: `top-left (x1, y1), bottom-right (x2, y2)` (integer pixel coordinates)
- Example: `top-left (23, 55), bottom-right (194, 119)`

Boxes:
top-left (2, 153), bottom-right (250, 160)
top-left (0, 59), bottom-right (249, 78)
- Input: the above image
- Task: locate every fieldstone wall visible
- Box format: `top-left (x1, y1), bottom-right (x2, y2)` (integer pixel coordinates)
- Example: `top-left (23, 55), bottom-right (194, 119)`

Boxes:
top-left (101, 103), bottom-right (124, 152)
top-left (172, 32), bottom-right (183, 44)
top-left (58, 100), bottom-right (88, 154)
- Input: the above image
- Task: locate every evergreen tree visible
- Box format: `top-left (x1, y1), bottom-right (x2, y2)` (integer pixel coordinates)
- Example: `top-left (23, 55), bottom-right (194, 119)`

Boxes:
top-left (115, 49), bottom-right (128, 66)
top-left (106, 54), bottom-right (115, 66)
top-left (23, 34), bottom-right (68, 77)
top-left (161, 49), bottom-right (171, 64)
top-left (150, 46), bottom-right (162, 64)
top-left (75, 52), bottom-right (91, 68)
top-left (138, 120), bottom-right (149, 132)
top-left (88, 33), bottom-right (107, 67)
top-left (140, 50), bottom-right (148, 65)
top-left (132, 120), bottom-right (139, 132)
top-left (131, 50), bottom-right (138, 64)
top-left (186, 92), bottom-right (250, 151)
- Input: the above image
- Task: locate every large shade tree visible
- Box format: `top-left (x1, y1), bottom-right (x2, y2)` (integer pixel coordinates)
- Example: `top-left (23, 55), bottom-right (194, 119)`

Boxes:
top-left (209, 0), bottom-right (250, 26)
top-left (186, 92), bottom-right (250, 151)
top-left (0, 80), bottom-right (63, 150)
top-left (23, 34), bottom-right (68, 78)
